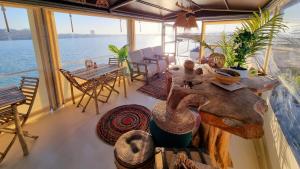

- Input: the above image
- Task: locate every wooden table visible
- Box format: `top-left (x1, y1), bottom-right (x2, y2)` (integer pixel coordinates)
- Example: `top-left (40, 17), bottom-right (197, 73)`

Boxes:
top-left (70, 64), bottom-right (124, 114)
top-left (0, 86), bottom-right (29, 156)
top-left (166, 65), bottom-right (278, 169)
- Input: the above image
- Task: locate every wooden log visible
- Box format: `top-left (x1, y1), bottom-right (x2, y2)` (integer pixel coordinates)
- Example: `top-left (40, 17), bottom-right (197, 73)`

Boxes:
top-left (166, 67), bottom-right (268, 139)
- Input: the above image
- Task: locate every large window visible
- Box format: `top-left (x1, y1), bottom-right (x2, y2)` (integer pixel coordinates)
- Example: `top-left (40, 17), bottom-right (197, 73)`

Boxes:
top-left (0, 6), bottom-right (38, 87)
top-left (176, 21), bottom-right (202, 61)
top-left (54, 12), bottom-right (127, 70)
top-left (268, 2), bottom-right (300, 162)
top-left (203, 22), bottom-right (242, 56)
top-left (0, 5), bottom-right (50, 112)
top-left (135, 20), bottom-right (162, 49)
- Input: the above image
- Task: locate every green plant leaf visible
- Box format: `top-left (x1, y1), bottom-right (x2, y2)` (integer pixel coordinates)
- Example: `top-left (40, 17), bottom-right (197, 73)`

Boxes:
top-left (108, 44), bottom-right (119, 56)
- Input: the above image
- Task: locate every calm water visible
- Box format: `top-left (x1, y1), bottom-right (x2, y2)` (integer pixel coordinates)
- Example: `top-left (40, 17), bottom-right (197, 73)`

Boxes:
top-left (0, 34), bottom-right (161, 87)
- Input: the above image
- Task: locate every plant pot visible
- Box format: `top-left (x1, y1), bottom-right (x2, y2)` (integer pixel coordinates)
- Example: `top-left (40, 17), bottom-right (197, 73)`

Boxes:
top-left (231, 67), bottom-right (248, 78)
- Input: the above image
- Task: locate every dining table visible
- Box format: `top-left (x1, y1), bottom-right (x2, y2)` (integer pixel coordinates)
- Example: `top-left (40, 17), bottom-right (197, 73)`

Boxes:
top-left (0, 86), bottom-right (29, 156)
top-left (69, 64), bottom-right (125, 114)
top-left (165, 64), bottom-right (278, 169)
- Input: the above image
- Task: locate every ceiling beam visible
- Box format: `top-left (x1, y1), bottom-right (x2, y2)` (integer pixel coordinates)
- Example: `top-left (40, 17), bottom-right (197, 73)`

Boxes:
top-left (109, 0), bottom-right (136, 12)
top-left (223, 0), bottom-right (230, 10)
top-left (136, 0), bottom-right (175, 13)
top-left (193, 8), bottom-right (256, 13)
top-left (111, 9), bottom-right (163, 21)
top-left (163, 8), bottom-right (255, 20)
top-left (189, 0), bottom-right (202, 9)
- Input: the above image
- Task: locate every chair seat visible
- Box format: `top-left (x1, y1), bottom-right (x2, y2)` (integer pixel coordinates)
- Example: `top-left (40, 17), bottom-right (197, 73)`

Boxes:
top-left (140, 64), bottom-right (158, 77)
top-left (0, 107), bottom-right (26, 128)
top-left (79, 79), bottom-right (103, 92)
top-left (158, 59), bottom-right (167, 72)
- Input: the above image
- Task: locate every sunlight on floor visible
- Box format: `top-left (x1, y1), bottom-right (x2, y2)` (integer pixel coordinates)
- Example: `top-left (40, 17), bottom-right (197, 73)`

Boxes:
top-left (0, 81), bottom-right (260, 169)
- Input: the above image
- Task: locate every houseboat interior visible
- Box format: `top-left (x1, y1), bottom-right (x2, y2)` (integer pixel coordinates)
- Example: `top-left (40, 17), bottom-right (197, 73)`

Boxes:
top-left (0, 0), bottom-right (299, 169)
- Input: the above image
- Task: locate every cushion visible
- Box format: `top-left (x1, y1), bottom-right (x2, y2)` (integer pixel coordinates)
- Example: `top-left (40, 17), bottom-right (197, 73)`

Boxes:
top-left (158, 60), bottom-right (167, 72)
top-left (152, 46), bottom-right (163, 56)
top-left (142, 47), bottom-right (155, 59)
top-left (128, 50), bottom-right (144, 63)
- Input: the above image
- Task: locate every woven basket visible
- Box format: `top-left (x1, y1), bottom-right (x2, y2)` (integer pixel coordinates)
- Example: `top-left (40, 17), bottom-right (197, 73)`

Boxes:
top-left (114, 130), bottom-right (154, 169)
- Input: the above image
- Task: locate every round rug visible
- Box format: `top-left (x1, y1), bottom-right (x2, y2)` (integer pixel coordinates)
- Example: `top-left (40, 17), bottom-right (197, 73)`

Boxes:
top-left (96, 104), bottom-right (151, 145)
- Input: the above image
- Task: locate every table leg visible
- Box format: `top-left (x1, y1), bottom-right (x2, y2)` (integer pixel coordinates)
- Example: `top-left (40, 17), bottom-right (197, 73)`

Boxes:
top-left (93, 85), bottom-right (99, 114)
top-left (123, 76), bottom-right (127, 98)
top-left (12, 104), bottom-right (29, 156)
top-left (195, 122), bottom-right (232, 169)
top-left (217, 131), bottom-right (232, 169)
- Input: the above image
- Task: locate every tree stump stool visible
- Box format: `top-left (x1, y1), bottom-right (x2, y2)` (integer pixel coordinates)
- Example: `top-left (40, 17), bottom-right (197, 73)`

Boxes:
top-left (114, 130), bottom-right (154, 169)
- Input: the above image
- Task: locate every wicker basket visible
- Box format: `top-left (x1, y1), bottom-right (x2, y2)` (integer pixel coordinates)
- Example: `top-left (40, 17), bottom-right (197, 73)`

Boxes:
top-left (214, 69), bottom-right (241, 85)
top-left (114, 130), bottom-right (154, 169)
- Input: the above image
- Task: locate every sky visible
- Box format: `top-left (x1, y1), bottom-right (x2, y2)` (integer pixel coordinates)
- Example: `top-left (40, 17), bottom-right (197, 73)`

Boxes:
top-left (1, 3), bottom-right (300, 34)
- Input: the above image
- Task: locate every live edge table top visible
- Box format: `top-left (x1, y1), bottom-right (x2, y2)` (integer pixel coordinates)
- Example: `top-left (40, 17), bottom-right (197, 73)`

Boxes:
top-left (167, 65), bottom-right (278, 139)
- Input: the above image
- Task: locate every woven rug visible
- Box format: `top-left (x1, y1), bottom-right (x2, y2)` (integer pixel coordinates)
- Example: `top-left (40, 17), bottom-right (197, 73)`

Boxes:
top-left (96, 104), bottom-right (151, 145)
top-left (137, 73), bottom-right (167, 100)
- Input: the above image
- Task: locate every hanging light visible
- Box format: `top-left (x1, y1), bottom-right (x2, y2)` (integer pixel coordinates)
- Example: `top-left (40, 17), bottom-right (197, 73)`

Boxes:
top-left (69, 13), bottom-right (74, 33)
top-left (174, 12), bottom-right (188, 28)
top-left (119, 19), bottom-right (122, 32)
top-left (186, 15), bottom-right (198, 29)
top-left (1, 5), bottom-right (10, 32)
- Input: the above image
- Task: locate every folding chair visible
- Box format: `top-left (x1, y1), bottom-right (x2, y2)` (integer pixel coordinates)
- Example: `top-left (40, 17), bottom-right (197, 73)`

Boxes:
top-left (0, 77), bottom-right (39, 163)
top-left (96, 70), bottom-right (119, 103)
top-left (59, 69), bottom-right (102, 112)
top-left (108, 58), bottom-right (127, 97)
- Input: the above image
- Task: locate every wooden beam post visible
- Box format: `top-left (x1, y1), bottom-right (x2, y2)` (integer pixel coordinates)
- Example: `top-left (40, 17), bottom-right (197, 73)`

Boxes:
top-left (27, 7), bottom-right (63, 110)
top-left (162, 22), bottom-right (165, 52)
top-left (199, 21), bottom-right (206, 59)
top-left (127, 19), bottom-right (136, 52)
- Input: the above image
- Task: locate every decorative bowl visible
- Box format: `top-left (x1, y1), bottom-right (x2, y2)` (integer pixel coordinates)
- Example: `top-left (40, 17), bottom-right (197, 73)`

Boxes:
top-left (214, 69), bottom-right (241, 85)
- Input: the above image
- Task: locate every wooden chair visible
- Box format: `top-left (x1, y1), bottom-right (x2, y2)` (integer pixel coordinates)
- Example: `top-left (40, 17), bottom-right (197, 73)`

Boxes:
top-left (127, 50), bottom-right (159, 84)
top-left (59, 69), bottom-right (102, 112)
top-left (96, 69), bottom-right (119, 103)
top-left (0, 77), bottom-right (39, 163)
top-left (108, 58), bottom-right (127, 97)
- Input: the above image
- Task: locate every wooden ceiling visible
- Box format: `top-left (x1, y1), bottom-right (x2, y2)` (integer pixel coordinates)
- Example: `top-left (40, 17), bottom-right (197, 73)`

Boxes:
top-left (8, 0), bottom-right (272, 20)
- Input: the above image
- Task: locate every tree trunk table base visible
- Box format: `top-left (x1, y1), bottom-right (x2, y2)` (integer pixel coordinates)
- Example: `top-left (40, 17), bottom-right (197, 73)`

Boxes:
top-left (192, 122), bottom-right (232, 169)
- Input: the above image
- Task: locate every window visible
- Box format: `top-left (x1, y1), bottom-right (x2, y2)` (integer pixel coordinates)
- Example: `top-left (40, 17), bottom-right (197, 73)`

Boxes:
top-left (268, 2), bottom-right (300, 162)
top-left (203, 22), bottom-right (242, 56)
top-left (0, 5), bottom-right (50, 112)
top-left (164, 23), bottom-right (175, 53)
top-left (0, 6), bottom-right (38, 87)
top-left (135, 20), bottom-right (162, 49)
top-left (54, 12), bottom-right (127, 70)
top-left (176, 21), bottom-right (202, 61)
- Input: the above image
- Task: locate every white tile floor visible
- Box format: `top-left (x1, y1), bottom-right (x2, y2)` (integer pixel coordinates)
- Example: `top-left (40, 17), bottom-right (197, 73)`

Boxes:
top-left (0, 81), bottom-right (260, 169)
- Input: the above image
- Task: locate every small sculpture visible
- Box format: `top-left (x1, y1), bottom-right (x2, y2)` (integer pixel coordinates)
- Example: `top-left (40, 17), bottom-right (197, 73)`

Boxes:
top-left (184, 60), bottom-right (195, 71)
top-left (207, 53), bottom-right (225, 68)
top-left (85, 59), bottom-right (93, 69)
top-left (195, 68), bottom-right (203, 75)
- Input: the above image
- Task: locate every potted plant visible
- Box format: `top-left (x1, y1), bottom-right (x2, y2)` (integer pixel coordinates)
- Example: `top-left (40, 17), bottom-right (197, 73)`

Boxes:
top-left (200, 41), bottom-right (226, 69)
top-left (218, 32), bottom-right (236, 68)
top-left (230, 9), bottom-right (286, 77)
top-left (108, 44), bottom-right (129, 64)
top-left (108, 44), bottom-right (130, 74)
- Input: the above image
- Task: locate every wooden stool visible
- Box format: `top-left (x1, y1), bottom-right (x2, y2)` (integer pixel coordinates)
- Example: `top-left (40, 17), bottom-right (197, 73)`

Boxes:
top-left (114, 130), bottom-right (154, 169)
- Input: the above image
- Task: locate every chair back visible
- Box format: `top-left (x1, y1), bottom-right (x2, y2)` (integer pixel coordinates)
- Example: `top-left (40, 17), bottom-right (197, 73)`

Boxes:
top-left (128, 50), bottom-right (144, 63)
top-left (108, 58), bottom-right (120, 66)
top-left (19, 76), bottom-right (39, 122)
top-left (59, 69), bottom-right (82, 90)
top-left (152, 46), bottom-right (163, 56)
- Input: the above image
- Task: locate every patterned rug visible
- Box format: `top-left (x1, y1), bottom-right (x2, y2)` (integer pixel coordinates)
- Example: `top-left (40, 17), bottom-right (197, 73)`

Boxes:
top-left (137, 73), bottom-right (167, 100)
top-left (96, 104), bottom-right (151, 145)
